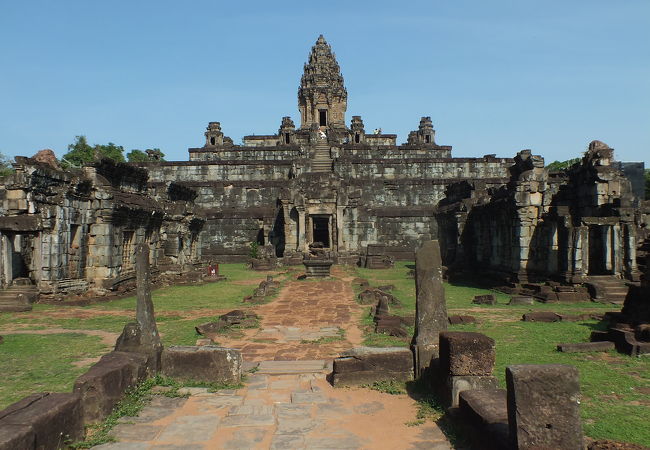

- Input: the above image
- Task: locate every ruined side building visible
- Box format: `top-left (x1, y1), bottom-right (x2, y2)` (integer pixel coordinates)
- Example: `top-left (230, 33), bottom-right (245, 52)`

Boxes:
top-left (0, 35), bottom-right (647, 304)
top-left (0, 153), bottom-right (203, 309)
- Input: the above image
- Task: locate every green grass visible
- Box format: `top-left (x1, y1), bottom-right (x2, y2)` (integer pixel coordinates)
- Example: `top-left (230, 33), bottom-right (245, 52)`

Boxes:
top-left (0, 333), bottom-right (109, 409)
top-left (0, 263), bottom-right (277, 410)
top-left (357, 262), bottom-right (650, 446)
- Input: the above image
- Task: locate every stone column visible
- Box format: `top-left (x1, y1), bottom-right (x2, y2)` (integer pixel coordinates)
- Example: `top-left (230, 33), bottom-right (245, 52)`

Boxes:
top-left (411, 240), bottom-right (447, 378)
top-left (115, 243), bottom-right (163, 374)
top-left (297, 208), bottom-right (306, 251)
top-left (506, 364), bottom-right (583, 450)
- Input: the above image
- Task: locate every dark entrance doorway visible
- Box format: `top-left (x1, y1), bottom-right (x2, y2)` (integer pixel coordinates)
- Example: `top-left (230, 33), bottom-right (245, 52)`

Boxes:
top-left (319, 110), bottom-right (327, 127)
top-left (588, 225), bottom-right (612, 275)
top-left (312, 216), bottom-right (330, 248)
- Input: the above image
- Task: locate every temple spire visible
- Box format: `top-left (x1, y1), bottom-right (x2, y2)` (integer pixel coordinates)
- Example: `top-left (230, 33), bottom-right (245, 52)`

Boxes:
top-left (298, 35), bottom-right (347, 130)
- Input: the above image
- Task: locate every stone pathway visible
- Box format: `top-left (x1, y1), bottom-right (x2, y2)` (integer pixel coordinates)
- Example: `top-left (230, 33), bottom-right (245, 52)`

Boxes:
top-left (218, 267), bottom-right (365, 361)
top-left (95, 361), bottom-right (452, 450)
top-left (93, 269), bottom-right (453, 449)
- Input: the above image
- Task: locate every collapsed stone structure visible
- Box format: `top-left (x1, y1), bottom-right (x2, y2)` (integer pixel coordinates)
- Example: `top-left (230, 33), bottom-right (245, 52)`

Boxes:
top-left (0, 154), bottom-right (204, 306)
top-left (0, 35), bottom-right (646, 301)
top-left (438, 142), bottom-right (648, 294)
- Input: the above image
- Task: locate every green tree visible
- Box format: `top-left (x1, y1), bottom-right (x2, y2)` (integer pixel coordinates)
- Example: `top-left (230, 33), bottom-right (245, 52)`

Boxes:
top-left (95, 142), bottom-right (126, 163)
top-left (126, 148), bottom-right (165, 162)
top-left (126, 149), bottom-right (149, 162)
top-left (0, 152), bottom-right (13, 176)
top-left (62, 136), bottom-right (125, 168)
top-left (546, 157), bottom-right (580, 171)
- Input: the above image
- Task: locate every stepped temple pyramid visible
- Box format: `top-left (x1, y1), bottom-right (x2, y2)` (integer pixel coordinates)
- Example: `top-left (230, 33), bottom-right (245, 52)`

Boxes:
top-left (0, 35), bottom-right (648, 302)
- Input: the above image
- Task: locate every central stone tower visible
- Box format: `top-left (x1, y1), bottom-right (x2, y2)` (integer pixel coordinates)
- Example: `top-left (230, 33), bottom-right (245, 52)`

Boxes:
top-left (298, 35), bottom-right (347, 131)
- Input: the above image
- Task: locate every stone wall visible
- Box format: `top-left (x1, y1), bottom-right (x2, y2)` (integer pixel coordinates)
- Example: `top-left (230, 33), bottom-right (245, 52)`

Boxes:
top-left (437, 142), bottom-right (642, 284)
top-left (0, 157), bottom-right (204, 294)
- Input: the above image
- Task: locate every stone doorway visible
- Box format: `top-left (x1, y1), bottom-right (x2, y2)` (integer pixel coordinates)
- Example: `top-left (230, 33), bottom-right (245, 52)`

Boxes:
top-left (588, 225), bottom-right (614, 275)
top-left (311, 215), bottom-right (330, 248)
top-left (1, 232), bottom-right (34, 287)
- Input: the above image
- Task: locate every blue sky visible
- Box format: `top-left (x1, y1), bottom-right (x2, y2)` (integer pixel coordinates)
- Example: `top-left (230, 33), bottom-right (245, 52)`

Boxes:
top-left (1, 0), bottom-right (648, 165)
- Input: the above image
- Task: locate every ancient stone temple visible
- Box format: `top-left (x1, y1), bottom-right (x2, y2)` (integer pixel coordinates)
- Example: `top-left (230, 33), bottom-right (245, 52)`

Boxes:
top-left (0, 35), bottom-right (646, 299)
top-left (140, 35), bottom-right (517, 264)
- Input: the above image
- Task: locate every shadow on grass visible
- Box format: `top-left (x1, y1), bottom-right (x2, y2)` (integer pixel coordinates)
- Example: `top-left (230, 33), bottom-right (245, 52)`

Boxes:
top-left (404, 378), bottom-right (472, 449)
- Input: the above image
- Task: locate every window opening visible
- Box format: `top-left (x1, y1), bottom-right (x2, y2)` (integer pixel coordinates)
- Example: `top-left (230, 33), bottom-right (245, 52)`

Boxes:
top-left (354, 133), bottom-right (360, 144)
top-left (284, 133), bottom-right (291, 144)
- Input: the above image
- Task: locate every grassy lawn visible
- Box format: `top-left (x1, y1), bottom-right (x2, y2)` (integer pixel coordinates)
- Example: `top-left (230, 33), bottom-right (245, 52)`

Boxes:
top-left (0, 333), bottom-right (108, 408)
top-left (356, 261), bottom-right (650, 446)
top-left (0, 263), bottom-right (276, 410)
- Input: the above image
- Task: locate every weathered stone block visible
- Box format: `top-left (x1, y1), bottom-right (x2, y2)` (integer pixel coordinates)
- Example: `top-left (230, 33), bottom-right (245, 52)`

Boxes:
top-left (522, 311), bottom-right (561, 322)
top-left (0, 393), bottom-right (84, 450)
top-left (161, 346), bottom-right (242, 384)
top-left (447, 315), bottom-right (477, 325)
top-left (506, 364), bottom-right (583, 450)
top-left (473, 294), bottom-right (496, 305)
top-left (331, 347), bottom-right (413, 386)
top-left (458, 389), bottom-right (509, 450)
top-left (508, 296), bottom-right (535, 305)
top-left (0, 423), bottom-right (35, 450)
top-left (444, 375), bottom-right (498, 408)
top-left (439, 331), bottom-right (495, 376)
top-left (73, 351), bottom-right (148, 424)
top-left (556, 342), bottom-right (615, 353)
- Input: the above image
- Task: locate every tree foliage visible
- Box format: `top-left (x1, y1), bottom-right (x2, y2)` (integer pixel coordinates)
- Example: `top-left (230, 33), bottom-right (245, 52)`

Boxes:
top-left (0, 152), bottom-right (13, 177)
top-left (62, 135), bottom-right (127, 168)
top-left (127, 148), bottom-right (165, 162)
top-left (546, 157), bottom-right (581, 172)
top-left (62, 136), bottom-right (164, 168)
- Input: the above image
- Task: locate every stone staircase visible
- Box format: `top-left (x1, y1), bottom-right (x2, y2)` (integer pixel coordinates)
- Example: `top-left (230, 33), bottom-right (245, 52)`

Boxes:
top-left (0, 278), bottom-right (38, 312)
top-left (311, 141), bottom-right (332, 173)
top-left (586, 275), bottom-right (629, 304)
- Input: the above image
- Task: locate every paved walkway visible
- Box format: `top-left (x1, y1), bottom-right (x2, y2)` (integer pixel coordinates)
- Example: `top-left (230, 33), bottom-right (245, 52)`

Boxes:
top-left (96, 362), bottom-right (451, 450)
top-left (218, 267), bottom-right (365, 361)
top-left (94, 269), bottom-right (453, 449)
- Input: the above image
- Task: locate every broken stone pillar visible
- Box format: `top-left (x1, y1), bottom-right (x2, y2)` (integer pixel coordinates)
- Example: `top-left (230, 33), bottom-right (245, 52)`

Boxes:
top-left (506, 364), bottom-right (583, 450)
top-left (115, 243), bottom-right (163, 374)
top-left (439, 331), bottom-right (498, 407)
top-left (411, 240), bottom-right (447, 378)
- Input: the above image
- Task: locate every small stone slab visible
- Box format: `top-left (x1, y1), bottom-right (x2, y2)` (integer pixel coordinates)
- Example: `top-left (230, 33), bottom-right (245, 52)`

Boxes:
top-left (522, 311), bottom-right (561, 322)
top-left (290, 391), bottom-right (327, 404)
top-left (509, 296), bottom-right (535, 306)
top-left (161, 345), bottom-right (242, 383)
top-left (257, 360), bottom-right (328, 374)
top-left (220, 413), bottom-right (276, 427)
top-left (156, 415), bottom-right (220, 442)
top-left (473, 294), bottom-right (496, 305)
top-left (109, 423), bottom-right (162, 441)
top-left (557, 342), bottom-right (615, 353)
top-left (448, 315), bottom-right (477, 325)
top-left (271, 433), bottom-right (306, 450)
top-left (332, 347), bottom-right (413, 386)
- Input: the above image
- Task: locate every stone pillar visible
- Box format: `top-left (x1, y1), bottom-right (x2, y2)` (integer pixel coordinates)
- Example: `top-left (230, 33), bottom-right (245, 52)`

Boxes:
top-left (579, 226), bottom-right (589, 277)
top-left (506, 365), bottom-right (583, 450)
top-left (603, 225), bottom-right (613, 273)
top-left (439, 331), bottom-right (497, 407)
top-left (115, 243), bottom-right (163, 374)
top-left (297, 208), bottom-right (306, 251)
top-left (411, 240), bottom-right (447, 378)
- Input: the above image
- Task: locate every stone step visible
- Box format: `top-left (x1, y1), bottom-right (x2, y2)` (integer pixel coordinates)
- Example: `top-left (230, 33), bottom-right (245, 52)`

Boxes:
top-left (255, 360), bottom-right (331, 375)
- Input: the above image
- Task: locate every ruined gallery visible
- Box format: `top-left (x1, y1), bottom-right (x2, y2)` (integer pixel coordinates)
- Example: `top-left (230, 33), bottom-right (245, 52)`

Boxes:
top-left (0, 35), bottom-right (647, 303)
